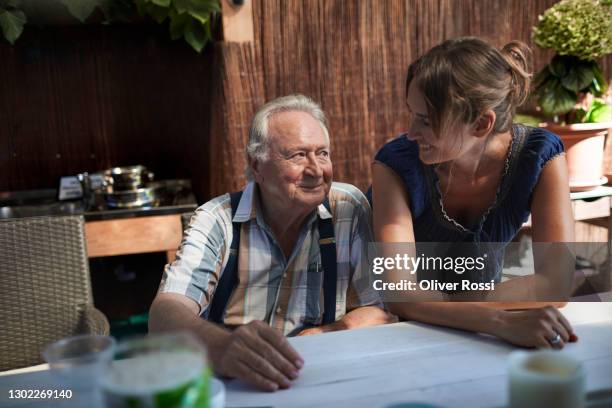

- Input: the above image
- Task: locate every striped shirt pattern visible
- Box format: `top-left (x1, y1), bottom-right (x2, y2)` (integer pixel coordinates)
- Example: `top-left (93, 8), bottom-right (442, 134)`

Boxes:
top-left (159, 181), bottom-right (380, 335)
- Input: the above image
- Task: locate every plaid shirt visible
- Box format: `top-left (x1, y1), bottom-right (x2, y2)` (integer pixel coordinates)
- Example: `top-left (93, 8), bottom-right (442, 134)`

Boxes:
top-left (159, 181), bottom-right (380, 335)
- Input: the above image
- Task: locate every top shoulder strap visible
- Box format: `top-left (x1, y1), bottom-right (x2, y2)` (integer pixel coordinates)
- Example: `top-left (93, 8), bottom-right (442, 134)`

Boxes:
top-left (318, 197), bottom-right (337, 325)
top-left (206, 191), bottom-right (243, 323)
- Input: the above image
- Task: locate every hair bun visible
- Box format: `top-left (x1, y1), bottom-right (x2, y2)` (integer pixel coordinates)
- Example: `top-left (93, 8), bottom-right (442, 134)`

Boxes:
top-left (501, 41), bottom-right (532, 107)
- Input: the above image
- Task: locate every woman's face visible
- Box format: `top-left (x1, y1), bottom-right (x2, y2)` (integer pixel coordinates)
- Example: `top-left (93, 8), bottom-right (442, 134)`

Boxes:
top-left (405, 81), bottom-right (477, 164)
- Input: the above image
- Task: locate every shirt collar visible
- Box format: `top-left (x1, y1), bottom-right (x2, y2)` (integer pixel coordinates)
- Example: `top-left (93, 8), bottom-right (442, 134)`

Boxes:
top-left (232, 181), bottom-right (257, 222)
top-left (233, 181), bottom-right (333, 222)
top-left (316, 200), bottom-right (333, 220)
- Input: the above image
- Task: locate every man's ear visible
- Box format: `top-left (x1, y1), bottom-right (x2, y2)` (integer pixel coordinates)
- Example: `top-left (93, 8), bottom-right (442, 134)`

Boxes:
top-left (473, 110), bottom-right (496, 138)
top-left (250, 158), bottom-right (263, 182)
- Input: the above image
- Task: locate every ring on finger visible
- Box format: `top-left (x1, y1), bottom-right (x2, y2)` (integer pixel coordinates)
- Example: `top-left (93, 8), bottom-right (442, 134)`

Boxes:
top-left (548, 332), bottom-right (562, 346)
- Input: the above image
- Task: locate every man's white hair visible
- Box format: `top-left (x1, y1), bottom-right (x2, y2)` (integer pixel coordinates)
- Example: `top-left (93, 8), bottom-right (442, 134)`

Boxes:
top-left (245, 94), bottom-right (329, 180)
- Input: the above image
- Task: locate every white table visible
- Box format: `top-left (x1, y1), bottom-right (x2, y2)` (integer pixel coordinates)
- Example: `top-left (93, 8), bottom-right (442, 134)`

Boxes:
top-left (1, 303), bottom-right (612, 408)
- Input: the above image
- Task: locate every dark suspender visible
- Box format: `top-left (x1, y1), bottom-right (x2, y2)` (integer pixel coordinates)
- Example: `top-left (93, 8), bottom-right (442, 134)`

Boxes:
top-left (318, 198), bottom-right (337, 325)
top-left (205, 192), bottom-right (337, 326)
top-left (207, 191), bottom-right (243, 323)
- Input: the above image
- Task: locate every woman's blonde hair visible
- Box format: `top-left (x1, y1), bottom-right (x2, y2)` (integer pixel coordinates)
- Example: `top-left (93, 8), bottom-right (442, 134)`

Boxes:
top-left (406, 37), bottom-right (532, 138)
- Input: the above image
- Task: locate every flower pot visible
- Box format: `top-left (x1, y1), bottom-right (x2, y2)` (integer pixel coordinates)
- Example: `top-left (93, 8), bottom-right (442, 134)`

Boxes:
top-left (541, 122), bottom-right (612, 192)
top-left (605, 135), bottom-right (612, 185)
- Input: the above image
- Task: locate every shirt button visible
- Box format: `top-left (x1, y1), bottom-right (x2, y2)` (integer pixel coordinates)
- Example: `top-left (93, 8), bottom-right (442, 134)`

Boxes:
top-left (276, 306), bottom-right (282, 314)
top-left (283, 273), bottom-right (287, 279)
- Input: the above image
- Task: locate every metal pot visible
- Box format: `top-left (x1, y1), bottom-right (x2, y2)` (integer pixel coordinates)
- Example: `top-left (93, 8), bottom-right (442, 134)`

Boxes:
top-left (103, 165), bottom-right (154, 193)
top-left (104, 182), bottom-right (164, 209)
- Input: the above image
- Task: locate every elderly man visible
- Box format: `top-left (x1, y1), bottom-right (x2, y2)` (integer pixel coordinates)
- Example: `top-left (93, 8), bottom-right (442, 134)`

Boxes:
top-left (149, 94), bottom-right (389, 391)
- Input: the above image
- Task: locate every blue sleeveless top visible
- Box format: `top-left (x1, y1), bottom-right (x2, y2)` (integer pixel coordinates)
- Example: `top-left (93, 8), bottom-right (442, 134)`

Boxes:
top-left (372, 124), bottom-right (565, 284)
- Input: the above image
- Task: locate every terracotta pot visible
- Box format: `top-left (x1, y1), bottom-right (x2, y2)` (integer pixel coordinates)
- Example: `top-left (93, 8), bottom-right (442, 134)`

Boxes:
top-left (605, 133), bottom-right (612, 184)
top-left (541, 122), bottom-right (612, 192)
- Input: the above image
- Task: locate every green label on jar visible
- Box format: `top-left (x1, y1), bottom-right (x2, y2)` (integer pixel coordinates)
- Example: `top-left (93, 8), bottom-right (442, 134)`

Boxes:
top-left (102, 351), bottom-right (210, 408)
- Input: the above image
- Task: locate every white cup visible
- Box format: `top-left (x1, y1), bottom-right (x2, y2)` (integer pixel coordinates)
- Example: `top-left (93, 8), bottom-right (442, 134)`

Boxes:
top-left (508, 350), bottom-right (585, 408)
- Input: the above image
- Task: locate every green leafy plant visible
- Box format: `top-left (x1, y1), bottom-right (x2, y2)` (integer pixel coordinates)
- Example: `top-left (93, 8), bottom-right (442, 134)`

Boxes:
top-left (0, 0), bottom-right (26, 44)
top-left (0, 0), bottom-right (104, 44)
top-left (532, 0), bottom-right (612, 123)
top-left (134, 0), bottom-right (220, 53)
top-left (0, 0), bottom-right (219, 53)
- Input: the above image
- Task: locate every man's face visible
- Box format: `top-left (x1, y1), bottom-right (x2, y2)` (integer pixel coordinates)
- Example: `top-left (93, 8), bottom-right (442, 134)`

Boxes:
top-left (252, 110), bottom-right (333, 213)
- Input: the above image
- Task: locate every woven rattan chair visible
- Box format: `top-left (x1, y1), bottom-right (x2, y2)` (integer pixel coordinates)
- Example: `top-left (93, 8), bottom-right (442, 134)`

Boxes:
top-left (0, 215), bottom-right (109, 371)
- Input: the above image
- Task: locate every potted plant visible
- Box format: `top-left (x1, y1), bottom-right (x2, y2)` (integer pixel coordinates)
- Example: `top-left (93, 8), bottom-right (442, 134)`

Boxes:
top-left (532, 0), bottom-right (612, 191)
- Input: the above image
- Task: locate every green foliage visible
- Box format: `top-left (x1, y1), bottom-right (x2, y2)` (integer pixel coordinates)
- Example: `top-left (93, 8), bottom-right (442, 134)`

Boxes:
top-left (0, 0), bottom-right (219, 53)
top-left (0, 0), bottom-right (105, 44)
top-left (100, 0), bottom-right (136, 23)
top-left (0, 0), bottom-right (25, 44)
top-left (534, 55), bottom-right (608, 118)
top-left (535, 73), bottom-right (577, 117)
top-left (514, 114), bottom-right (542, 126)
top-left (58, 0), bottom-right (101, 22)
top-left (533, 0), bottom-right (612, 123)
top-left (533, 0), bottom-right (612, 61)
top-left (135, 0), bottom-right (219, 53)
top-left (586, 99), bottom-right (612, 122)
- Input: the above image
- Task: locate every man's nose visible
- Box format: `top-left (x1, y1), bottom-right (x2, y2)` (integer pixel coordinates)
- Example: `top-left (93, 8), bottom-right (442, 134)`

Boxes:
top-left (305, 153), bottom-right (323, 177)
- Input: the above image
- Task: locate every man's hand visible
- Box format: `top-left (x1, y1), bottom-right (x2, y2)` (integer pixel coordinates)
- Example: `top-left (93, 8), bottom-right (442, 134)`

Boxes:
top-left (212, 320), bottom-right (304, 392)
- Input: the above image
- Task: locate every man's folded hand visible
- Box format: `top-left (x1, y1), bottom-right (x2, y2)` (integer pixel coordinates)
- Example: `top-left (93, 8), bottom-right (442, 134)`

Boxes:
top-left (213, 320), bottom-right (304, 391)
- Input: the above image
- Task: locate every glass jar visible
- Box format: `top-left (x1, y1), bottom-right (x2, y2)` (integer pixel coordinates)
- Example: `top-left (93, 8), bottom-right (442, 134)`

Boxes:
top-left (101, 331), bottom-right (210, 408)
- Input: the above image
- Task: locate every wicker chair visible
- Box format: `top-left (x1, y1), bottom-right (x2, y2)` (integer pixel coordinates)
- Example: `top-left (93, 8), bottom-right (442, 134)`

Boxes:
top-left (0, 215), bottom-right (109, 371)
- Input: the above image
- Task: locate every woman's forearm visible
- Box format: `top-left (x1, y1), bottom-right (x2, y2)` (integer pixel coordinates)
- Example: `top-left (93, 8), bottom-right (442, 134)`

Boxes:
top-left (340, 306), bottom-right (397, 329)
top-left (317, 306), bottom-right (396, 333)
top-left (387, 302), bottom-right (505, 337)
top-left (297, 306), bottom-right (396, 336)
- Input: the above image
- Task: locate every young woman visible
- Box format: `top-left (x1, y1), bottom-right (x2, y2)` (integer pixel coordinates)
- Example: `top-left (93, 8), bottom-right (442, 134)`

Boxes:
top-left (372, 37), bottom-right (578, 349)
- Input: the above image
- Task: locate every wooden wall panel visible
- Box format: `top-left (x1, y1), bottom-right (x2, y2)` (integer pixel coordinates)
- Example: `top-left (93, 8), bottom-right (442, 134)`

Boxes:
top-left (208, 41), bottom-right (265, 195)
top-left (210, 0), bottom-right (612, 195)
top-left (0, 24), bottom-right (214, 201)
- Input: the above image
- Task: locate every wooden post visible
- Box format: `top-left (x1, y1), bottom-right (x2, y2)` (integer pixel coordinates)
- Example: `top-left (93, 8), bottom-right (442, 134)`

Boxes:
top-left (221, 0), bottom-right (254, 43)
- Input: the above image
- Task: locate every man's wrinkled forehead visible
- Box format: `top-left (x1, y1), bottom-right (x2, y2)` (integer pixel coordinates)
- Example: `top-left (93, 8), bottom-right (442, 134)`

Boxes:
top-left (267, 110), bottom-right (330, 148)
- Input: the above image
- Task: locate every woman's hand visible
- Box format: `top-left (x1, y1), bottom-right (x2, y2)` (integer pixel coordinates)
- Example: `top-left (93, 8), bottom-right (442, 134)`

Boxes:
top-left (495, 306), bottom-right (578, 349)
